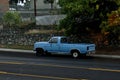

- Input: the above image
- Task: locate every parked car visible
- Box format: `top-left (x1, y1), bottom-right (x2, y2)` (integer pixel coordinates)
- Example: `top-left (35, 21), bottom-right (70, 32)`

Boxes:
top-left (34, 36), bottom-right (95, 58)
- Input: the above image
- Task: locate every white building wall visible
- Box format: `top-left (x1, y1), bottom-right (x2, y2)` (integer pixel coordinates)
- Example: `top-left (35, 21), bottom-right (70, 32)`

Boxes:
top-left (29, 0), bottom-right (63, 25)
top-left (36, 15), bottom-right (66, 25)
top-left (30, 0), bottom-right (60, 10)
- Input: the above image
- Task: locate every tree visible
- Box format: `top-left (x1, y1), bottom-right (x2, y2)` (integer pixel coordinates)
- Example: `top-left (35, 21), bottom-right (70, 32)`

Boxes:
top-left (9, 0), bottom-right (30, 5)
top-left (100, 10), bottom-right (120, 46)
top-left (3, 11), bottom-right (22, 27)
top-left (59, 0), bottom-right (95, 36)
top-left (9, 0), bottom-right (24, 5)
top-left (58, 0), bottom-right (119, 42)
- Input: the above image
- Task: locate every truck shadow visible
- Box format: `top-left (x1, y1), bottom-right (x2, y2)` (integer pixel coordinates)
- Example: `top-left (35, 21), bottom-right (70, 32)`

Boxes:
top-left (37, 54), bottom-right (95, 59)
top-left (0, 51), bottom-right (94, 60)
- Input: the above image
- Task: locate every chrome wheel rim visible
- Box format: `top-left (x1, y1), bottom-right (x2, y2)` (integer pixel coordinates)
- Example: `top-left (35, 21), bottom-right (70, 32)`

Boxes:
top-left (73, 52), bottom-right (78, 58)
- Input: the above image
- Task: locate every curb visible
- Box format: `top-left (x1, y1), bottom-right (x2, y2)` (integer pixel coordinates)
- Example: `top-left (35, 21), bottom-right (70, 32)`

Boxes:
top-left (92, 54), bottom-right (120, 59)
top-left (0, 48), bottom-right (120, 59)
top-left (0, 48), bottom-right (35, 53)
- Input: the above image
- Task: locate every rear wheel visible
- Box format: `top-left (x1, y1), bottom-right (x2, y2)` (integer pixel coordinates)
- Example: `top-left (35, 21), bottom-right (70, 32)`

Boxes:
top-left (72, 51), bottom-right (79, 58)
top-left (36, 48), bottom-right (44, 56)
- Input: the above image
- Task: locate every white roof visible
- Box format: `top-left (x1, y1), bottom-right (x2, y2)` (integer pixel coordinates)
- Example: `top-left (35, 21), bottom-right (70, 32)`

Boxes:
top-left (36, 15), bottom-right (66, 25)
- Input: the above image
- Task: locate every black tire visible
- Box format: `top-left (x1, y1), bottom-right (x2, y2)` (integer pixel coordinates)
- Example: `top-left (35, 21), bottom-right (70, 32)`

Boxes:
top-left (72, 51), bottom-right (79, 58)
top-left (36, 48), bottom-right (44, 56)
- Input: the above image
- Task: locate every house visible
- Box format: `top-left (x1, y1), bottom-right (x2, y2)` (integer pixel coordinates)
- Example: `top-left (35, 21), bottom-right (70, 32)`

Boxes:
top-left (29, 0), bottom-right (65, 25)
top-left (0, 0), bottom-right (9, 24)
top-left (0, 0), bottom-right (9, 12)
top-left (0, 0), bottom-right (64, 25)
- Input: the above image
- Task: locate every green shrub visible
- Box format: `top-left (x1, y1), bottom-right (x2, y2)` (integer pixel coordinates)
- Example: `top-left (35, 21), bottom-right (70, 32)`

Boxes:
top-left (2, 11), bottom-right (22, 27)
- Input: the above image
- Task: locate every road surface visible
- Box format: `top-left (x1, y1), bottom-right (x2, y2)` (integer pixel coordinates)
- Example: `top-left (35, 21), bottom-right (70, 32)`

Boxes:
top-left (0, 51), bottom-right (120, 80)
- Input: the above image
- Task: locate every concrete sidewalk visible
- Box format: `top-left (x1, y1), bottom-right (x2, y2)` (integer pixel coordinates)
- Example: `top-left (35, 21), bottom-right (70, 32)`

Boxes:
top-left (0, 48), bottom-right (120, 59)
top-left (0, 48), bottom-right (35, 53)
top-left (92, 54), bottom-right (120, 59)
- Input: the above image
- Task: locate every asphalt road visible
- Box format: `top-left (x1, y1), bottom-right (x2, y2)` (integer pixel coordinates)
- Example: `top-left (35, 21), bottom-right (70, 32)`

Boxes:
top-left (0, 51), bottom-right (120, 80)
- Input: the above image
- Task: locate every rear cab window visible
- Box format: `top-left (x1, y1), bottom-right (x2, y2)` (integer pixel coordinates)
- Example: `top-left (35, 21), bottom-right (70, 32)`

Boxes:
top-left (61, 37), bottom-right (68, 43)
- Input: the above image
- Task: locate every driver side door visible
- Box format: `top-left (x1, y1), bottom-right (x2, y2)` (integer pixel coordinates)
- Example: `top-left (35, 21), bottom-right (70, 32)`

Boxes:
top-left (49, 38), bottom-right (59, 52)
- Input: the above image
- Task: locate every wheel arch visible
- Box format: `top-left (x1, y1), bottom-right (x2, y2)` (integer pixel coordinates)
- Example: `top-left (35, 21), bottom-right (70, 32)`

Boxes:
top-left (36, 47), bottom-right (44, 52)
top-left (70, 49), bottom-right (80, 54)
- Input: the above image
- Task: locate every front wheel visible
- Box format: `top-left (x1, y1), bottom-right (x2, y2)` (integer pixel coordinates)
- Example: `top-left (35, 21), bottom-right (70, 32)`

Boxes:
top-left (36, 48), bottom-right (44, 56)
top-left (72, 51), bottom-right (79, 58)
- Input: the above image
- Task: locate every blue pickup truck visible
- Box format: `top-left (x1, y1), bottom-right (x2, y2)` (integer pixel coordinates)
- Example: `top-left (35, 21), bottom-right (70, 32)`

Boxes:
top-left (34, 36), bottom-right (95, 58)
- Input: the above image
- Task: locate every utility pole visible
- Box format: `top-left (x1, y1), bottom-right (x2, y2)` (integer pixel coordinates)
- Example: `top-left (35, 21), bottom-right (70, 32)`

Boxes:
top-left (34, 0), bottom-right (37, 24)
top-left (34, 0), bottom-right (37, 17)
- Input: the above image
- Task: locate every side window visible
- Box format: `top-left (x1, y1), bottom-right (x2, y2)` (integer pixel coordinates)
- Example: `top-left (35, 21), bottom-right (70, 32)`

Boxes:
top-left (61, 38), bottom-right (68, 43)
top-left (49, 38), bottom-right (58, 43)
